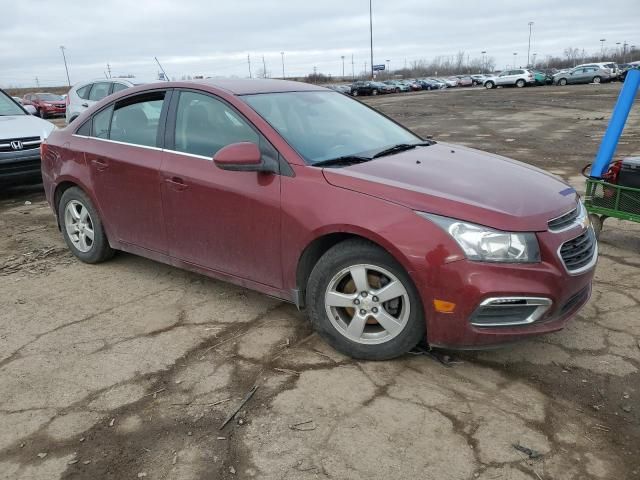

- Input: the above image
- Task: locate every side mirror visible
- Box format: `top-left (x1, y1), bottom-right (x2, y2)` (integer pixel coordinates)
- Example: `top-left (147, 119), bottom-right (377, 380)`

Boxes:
top-left (24, 105), bottom-right (37, 115)
top-left (213, 142), bottom-right (271, 173)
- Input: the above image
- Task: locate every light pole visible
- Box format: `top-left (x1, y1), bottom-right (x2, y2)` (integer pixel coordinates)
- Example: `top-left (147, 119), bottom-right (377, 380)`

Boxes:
top-left (527, 21), bottom-right (534, 67)
top-left (481, 51), bottom-right (486, 73)
top-left (513, 52), bottom-right (518, 69)
top-left (532, 53), bottom-right (537, 68)
top-left (623, 41), bottom-right (628, 63)
top-left (369, 0), bottom-right (374, 80)
top-left (386, 59), bottom-right (390, 77)
top-left (341, 55), bottom-right (345, 78)
top-left (600, 39), bottom-right (606, 60)
top-left (280, 52), bottom-right (285, 79)
top-left (60, 45), bottom-right (71, 87)
top-left (632, 45), bottom-right (637, 62)
top-left (616, 42), bottom-right (621, 62)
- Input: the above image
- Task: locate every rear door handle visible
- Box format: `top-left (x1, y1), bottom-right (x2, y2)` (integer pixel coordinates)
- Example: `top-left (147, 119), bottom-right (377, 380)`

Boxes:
top-left (81, 103), bottom-right (89, 107)
top-left (91, 159), bottom-right (108, 171)
top-left (164, 176), bottom-right (188, 191)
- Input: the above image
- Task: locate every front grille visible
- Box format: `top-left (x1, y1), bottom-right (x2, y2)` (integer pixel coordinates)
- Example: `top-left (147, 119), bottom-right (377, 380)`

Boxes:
top-left (0, 159), bottom-right (41, 175)
top-left (548, 207), bottom-right (578, 231)
top-left (0, 136), bottom-right (41, 153)
top-left (559, 228), bottom-right (597, 272)
top-left (559, 286), bottom-right (590, 317)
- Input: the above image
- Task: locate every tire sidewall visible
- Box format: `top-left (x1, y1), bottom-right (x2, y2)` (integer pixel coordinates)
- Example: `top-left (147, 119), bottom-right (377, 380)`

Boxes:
top-left (485, 81), bottom-right (494, 89)
top-left (58, 187), bottom-right (113, 263)
top-left (306, 241), bottom-right (425, 360)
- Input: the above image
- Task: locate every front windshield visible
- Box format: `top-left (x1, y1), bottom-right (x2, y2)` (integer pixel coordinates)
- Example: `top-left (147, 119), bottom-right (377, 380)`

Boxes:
top-left (0, 91), bottom-right (26, 116)
top-left (243, 91), bottom-right (421, 163)
top-left (37, 93), bottom-right (63, 101)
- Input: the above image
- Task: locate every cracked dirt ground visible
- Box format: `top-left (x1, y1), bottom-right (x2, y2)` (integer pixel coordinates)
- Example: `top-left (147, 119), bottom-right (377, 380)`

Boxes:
top-left (1, 84), bottom-right (639, 479)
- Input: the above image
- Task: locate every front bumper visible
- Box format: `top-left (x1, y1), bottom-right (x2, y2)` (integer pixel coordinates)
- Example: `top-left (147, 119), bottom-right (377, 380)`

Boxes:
top-left (0, 149), bottom-right (42, 184)
top-left (412, 226), bottom-right (596, 348)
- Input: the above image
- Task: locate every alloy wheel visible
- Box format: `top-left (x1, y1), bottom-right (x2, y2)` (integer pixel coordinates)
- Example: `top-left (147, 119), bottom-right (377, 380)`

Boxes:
top-left (64, 200), bottom-right (95, 253)
top-left (324, 264), bottom-right (410, 345)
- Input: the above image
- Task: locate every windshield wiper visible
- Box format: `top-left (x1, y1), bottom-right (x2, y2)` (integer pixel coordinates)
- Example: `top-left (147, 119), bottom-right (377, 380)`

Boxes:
top-left (372, 141), bottom-right (434, 159)
top-left (312, 155), bottom-right (372, 168)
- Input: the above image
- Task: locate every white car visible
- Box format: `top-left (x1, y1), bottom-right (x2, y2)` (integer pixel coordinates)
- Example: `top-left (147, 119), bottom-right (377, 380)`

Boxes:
top-left (575, 62), bottom-right (619, 78)
top-left (483, 69), bottom-right (535, 89)
top-left (65, 78), bottom-right (142, 124)
top-left (0, 89), bottom-right (55, 185)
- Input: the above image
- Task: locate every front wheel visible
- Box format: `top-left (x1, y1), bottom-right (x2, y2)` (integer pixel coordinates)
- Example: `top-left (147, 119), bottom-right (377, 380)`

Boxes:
top-left (352, 90), bottom-right (359, 96)
top-left (558, 78), bottom-right (567, 86)
top-left (485, 81), bottom-right (495, 89)
top-left (306, 239), bottom-right (425, 360)
top-left (371, 89), bottom-right (378, 96)
top-left (516, 79), bottom-right (526, 88)
top-left (59, 187), bottom-right (114, 264)
top-left (592, 76), bottom-right (601, 84)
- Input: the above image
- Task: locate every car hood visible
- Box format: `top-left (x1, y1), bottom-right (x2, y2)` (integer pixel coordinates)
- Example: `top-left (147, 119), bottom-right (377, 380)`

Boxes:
top-left (0, 114), bottom-right (56, 139)
top-left (322, 142), bottom-right (577, 232)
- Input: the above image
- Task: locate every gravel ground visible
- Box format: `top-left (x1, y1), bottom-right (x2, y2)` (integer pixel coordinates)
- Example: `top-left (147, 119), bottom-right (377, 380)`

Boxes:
top-left (1, 83), bottom-right (638, 480)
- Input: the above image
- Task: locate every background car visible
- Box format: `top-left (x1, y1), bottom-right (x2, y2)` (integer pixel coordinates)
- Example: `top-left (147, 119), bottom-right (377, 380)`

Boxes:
top-left (65, 78), bottom-right (141, 124)
top-left (326, 84), bottom-right (351, 94)
top-left (441, 77), bottom-right (458, 87)
top-left (574, 62), bottom-right (619, 79)
top-left (470, 75), bottom-right (486, 86)
top-left (416, 79), bottom-right (441, 90)
top-left (530, 70), bottom-right (549, 85)
top-left (0, 88), bottom-right (55, 185)
top-left (22, 92), bottom-right (66, 118)
top-left (11, 96), bottom-right (23, 105)
top-left (554, 66), bottom-right (611, 85)
top-left (455, 76), bottom-right (474, 87)
top-left (350, 81), bottom-right (381, 96)
top-left (383, 80), bottom-right (410, 93)
top-left (483, 69), bottom-right (535, 89)
top-left (373, 81), bottom-right (396, 94)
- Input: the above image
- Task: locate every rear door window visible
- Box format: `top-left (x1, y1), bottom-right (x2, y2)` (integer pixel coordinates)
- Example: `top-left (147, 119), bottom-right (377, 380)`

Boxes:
top-left (88, 82), bottom-right (111, 102)
top-left (110, 92), bottom-right (166, 147)
top-left (111, 83), bottom-right (128, 94)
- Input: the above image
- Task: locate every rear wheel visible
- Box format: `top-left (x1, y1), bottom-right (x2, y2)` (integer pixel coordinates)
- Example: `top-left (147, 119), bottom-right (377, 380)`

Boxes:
top-left (395, 88), bottom-right (400, 93)
top-left (516, 79), bottom-right (526, 88)
top-left (592, 76), bottom-right (602, 84)
top-left (306, 239), bottom-right (425, 360)
top-left (371, 89), bottom-right (378, 96)
top-left (38, 109), bottom-right (46, 119)
top-left (59, 187), bottom-right (114, 264)
top-left (558, 78), bottom-right (567, 86)
top-left (352, 90), bottom-right (359, 96)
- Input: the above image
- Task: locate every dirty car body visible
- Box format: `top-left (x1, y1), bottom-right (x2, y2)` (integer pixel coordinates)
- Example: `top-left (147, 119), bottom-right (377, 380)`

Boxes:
top-left (41, 79), bottom-right (597, 359)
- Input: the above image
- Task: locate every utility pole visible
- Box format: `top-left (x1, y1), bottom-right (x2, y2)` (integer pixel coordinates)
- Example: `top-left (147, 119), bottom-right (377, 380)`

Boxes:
top-left (35, 77), bottom-right (40, 88)
top-left (154, 57), bottom-right (169, 81)
top-left (513, 52), bottom-right (518, 69)
top-left (351, 54), bottom-right (355, 80)
top-left (481, 51), bottom-right (487, 73)
top-left (532, 53), bottom-right (537, 67)
top-left (386, 59), bottom-right (390, 77)
top-left (600, 39), bottom-right (606, 61)
top-left (369, 0), bottom-right (374, 80)
top-left (341, 55), bottom-right (345, 78)
top-left (247, 54), bottom-right (252, 78)
top-left (262, 55), bottom-right (267, 78)
top-left (60, 45), bottom-right (71, 87)
top-left (364, 62), bottom-right (367, 78)
top-left (281, 52), bottom-right (285, 79)
top-left (623, 41), bottom-right (628, 63)
top-left (106, 63), bottom-right (111, 78)
top-left (527, 22), bottom-right (534, 68)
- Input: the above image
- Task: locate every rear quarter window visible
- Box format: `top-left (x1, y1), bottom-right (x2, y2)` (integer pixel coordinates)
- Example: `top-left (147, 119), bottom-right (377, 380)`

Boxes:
top-left (76, 84), bottom-right (92, 100)
top-left (112, 83), bottom-right (128, 93)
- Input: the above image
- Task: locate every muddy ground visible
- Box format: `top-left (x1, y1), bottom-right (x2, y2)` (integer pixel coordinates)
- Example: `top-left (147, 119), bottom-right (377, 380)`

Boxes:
top-left (1, 83), bottom-right (639, 479)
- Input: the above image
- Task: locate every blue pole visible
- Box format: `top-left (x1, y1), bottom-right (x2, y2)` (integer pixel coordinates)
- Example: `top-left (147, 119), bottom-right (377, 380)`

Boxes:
top-left (590, 69), bottom-right (640, 178)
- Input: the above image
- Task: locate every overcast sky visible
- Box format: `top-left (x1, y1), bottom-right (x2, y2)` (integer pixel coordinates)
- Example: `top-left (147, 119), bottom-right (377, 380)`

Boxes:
top-left (1, 0), bottom-right (638, 87)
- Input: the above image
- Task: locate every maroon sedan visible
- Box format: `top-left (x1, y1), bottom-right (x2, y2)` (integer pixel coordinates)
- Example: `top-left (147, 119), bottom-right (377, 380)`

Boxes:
top-left (41, 79), bottom-right (596, 359)
top-left (23, 92), bottom-right (66, 118)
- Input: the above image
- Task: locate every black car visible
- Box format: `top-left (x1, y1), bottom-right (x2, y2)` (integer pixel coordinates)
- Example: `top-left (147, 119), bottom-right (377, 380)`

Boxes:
top-left (350, 81), bottom-right (381, 96)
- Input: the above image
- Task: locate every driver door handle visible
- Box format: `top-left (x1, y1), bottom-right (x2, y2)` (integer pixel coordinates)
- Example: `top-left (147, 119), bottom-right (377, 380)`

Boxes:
top-left (165, 176), bottom-right (188, 191)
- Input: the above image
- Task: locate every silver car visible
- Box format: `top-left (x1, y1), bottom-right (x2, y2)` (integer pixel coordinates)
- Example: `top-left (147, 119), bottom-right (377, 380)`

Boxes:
top-left (65, 78), bottom-right (141, 124)
top-left (554, 66), bottom-right (611, 86)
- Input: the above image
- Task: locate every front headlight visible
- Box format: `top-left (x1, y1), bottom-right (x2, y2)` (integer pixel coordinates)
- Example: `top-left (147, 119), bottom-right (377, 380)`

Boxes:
top-left (418, 212), bottom-right (540, 263)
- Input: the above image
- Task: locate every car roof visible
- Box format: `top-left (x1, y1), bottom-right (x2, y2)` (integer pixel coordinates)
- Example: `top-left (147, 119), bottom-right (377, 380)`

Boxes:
top-left (175, 78), bottom-right (327, 95)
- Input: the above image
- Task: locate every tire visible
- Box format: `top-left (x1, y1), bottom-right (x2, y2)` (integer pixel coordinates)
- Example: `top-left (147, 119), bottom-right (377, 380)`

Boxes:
top-left (58, 187), bottom-right (114, 264)
top-left (352, 90), bottom-right (359, 96)
top-left (38, 108), bottom-right (46, 119)
top-left (484, 81), bottom-right (495, 89)
top-left (558, 78), bottom-right (567, 86)
top-left (516, 79), bottom-right (526, 88)
top-left (306, 239), bottom-right (425, 360)
top-left (372, 89), bottom-right (378, 96)
top-left (395, 88), bottom-right (400, 93)
top-left (592, 76), bottom-right (601, 84)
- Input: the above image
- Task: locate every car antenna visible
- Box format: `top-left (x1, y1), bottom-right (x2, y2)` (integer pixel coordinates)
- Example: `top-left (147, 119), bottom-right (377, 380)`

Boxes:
top-left (154, 56), bottom-right (170, 82)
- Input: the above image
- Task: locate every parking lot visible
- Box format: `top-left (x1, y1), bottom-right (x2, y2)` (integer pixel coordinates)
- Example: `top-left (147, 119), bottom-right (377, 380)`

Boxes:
top-left (1, 83), bottom-right (639, 479)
